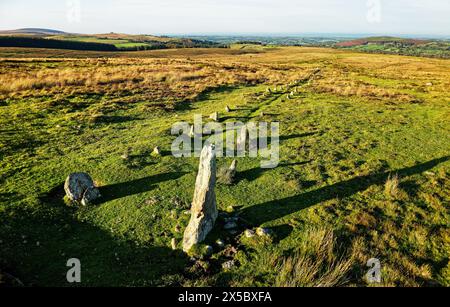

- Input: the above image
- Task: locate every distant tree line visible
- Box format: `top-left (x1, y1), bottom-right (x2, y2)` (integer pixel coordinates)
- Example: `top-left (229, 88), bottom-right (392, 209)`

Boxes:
top-left (0, 36), bottom-right (227, 51)
top-left (0, 36), bottom-right (118, 51)
top-left (235, 41), bottom-right (264, 45)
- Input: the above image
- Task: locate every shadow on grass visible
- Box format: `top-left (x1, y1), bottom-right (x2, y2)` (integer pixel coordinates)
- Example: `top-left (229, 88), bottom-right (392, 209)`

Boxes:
top-left (0, 204), bottom-right (189, 286)
top-left (240, 156), bottom-right (450, 226)
top-left (98, 172), bottom-right (187, 203)
top-left (239, 160), bottom-right (311, 182)
top-left (91, 115), bottom-right (143, 124)
top-left (279, 132), bottom-right (318, 142)
top-left (194, 85), bottom-right (241, 103)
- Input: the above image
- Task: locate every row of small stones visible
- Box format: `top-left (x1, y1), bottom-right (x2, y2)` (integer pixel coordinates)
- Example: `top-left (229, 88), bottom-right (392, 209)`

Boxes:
top-left (208, 84), bottom-right (303, 121)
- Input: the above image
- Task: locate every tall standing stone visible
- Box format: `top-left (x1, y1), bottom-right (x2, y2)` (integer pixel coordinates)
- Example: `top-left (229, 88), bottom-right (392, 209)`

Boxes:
top-left (183, 145), bottom-right (218, 252)
top-left (229, 159), bottom-right (237, 176)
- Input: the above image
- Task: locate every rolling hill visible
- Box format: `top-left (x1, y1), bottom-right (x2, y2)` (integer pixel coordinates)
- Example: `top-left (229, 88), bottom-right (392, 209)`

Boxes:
top-left (0, 29), bottom-right (222, 51)
top-left (335, 36), bottom-right (450, 58)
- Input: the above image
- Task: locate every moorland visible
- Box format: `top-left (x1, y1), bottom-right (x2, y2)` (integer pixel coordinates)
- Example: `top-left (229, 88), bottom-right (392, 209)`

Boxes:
top-left (0, 44), bottom-right (449, 286)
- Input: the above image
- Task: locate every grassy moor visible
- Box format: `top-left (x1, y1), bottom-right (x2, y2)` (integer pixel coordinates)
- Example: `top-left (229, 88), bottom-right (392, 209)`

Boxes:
top-left (0, 44), bottom-right (449, 287)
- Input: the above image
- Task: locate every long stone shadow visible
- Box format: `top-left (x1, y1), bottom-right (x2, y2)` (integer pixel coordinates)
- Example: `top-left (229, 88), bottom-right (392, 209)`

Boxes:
top-left (240, 156), bottom-right (450, 226)
top-left (98, 172), bottom-right (187, 203)
top-left (239, 160), bottom-right (311, 182)
top-left (279, 132), bottom-right (318, 142)
top-left (0, 204), bottom-right (189, 286)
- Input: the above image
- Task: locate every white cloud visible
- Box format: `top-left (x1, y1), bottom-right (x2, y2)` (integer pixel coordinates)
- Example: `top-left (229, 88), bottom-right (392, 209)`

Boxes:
top-left (0, 0), bottom-right (448, 36)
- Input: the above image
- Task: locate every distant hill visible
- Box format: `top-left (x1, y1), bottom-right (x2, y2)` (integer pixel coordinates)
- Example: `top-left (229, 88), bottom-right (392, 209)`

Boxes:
top-left (0, 28), bottom-right (67, 35)
top-left (335, 36), bottom-right (429, 47)
top-left (335, 36), bottom-right (450, 59)
top-left (0, 30), bottom-right (223, 51)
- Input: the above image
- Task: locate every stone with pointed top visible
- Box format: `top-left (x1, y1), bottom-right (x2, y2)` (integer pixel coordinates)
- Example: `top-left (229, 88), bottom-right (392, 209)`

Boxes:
top-left (210, 112), bottom-right (219, 121)
top-left (152, 146), bottom-right (161, 156)
top-left (183, 145), bottom-right (218, 252)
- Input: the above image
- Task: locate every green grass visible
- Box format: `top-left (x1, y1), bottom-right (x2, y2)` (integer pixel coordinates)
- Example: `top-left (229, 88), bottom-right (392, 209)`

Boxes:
top-left (0, 48), bottom-right (449, 287)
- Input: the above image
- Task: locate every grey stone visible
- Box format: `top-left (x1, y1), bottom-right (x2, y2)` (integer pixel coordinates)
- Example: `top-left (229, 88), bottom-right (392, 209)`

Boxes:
top-left (64, 173), bottom-right (101, 206)
top-left (209, 112), bottom-right (219, 122)
top-left (182, 145), bottom-right (218, 252)
top-left (152, 146), bottom-right (161, 156)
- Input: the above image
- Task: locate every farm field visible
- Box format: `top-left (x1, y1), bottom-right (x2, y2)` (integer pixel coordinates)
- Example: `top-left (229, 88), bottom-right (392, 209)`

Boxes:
top-left (0, 46), bottom-right (449, 287)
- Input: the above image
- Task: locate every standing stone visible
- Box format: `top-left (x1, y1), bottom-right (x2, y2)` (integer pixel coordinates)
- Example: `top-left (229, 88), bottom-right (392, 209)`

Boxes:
top-left (64, 173), bottom-right (101, 206)
top-left (225, 105), bottom-right (231, 113)
top-left (152, 146), bottom-right (161, 156)
top-left (171, 238), bottom-right (177, 250)
top-left (229, 159), bottom-right (237, 178)
top-left (183, 145), bottom-right (218, 252)
top-left (210, 112), bottom-right (219, 122)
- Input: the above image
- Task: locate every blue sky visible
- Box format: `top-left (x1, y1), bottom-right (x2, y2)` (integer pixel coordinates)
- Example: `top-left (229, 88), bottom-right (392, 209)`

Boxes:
top-left (0, 0), bottom-right (449, 36)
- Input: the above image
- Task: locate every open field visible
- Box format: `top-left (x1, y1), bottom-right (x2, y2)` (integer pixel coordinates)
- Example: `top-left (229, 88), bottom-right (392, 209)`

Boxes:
top-left (0, 46), bottom-right (449, 287)
top-left (335, 37), bottom-right (450, 59)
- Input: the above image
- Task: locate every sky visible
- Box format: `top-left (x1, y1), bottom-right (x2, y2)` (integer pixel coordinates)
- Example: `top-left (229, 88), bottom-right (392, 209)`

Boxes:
top-left (0, 0), bottom-right (449, 37)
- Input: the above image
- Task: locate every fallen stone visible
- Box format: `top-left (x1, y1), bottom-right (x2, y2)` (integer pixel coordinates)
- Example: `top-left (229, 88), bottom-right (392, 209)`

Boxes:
top-left (64, 172), bottom-right (101, 206)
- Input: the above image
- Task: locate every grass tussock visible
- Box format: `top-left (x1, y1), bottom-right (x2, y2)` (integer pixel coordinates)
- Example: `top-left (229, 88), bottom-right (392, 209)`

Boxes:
top-left (385, 174), bottom-right (399, 198)
top-left (217, 166), bottom-right (237, 185)
top-left (274, 228), bottom-right (357, 287)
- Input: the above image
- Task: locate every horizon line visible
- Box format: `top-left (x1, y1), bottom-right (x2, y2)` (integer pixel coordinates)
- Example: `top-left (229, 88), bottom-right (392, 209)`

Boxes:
top-left (1, 28), bottom-right (449, 39)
